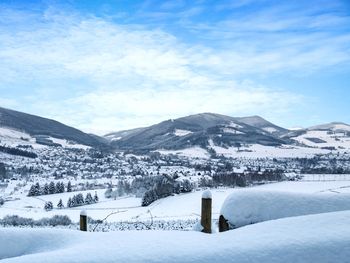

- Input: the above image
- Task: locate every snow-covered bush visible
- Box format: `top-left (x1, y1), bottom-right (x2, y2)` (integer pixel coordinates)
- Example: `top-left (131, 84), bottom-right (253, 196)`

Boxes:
top-left (0, 215), bottom-right (72, 226)
top-left (220, 190), bottom-right (350, 229)
top-left (44, 201), bottom-right (53, 211)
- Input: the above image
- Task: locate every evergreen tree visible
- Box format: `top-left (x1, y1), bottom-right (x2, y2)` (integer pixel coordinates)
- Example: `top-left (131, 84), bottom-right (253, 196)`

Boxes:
top-left (85, 193), bottom-right (93, 204)
top-left (56, 182), bottom-right (61, 193)
top-left (57, 199), bottom-right (64, 209)
top-left (67, 181), bottom-right (72, 192)
top-left (0, 162), bottom-right (6, 180)
top-left (182, 179), bottom-right (193, 193)
top-left (67, 197), bottom-right (72, 208)
top-left (28, 184), bottom-right (36, 196)
top-left (44, 201), bottom-right (53, 211)
top-left (71, 195), bottom-right (77, 207)
top-left (43, 183), bottom-right (49, 195)
top-left (94, 192), bottom-right (99, 203)
top-left (76, 193), bottom-right (84, 205)
top-left (48, 181), bottom-right (55, 195)
top-left (141, 189), bottom-right (158, 206)
top-left (34, 182), bottom-right (41, 196)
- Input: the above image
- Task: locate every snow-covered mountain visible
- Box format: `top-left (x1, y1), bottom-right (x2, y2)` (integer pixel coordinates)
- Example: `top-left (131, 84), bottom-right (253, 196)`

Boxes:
top-left (0, 107), bottom-right (107, 149)
top-left (284, 122), bottom-right (350, 151)
top-left (105, 113), bottom-right (350, 157)
top-left (105, 113), bottom-right (289, 153)
top-left (1, 107), bottom-right (349, 157)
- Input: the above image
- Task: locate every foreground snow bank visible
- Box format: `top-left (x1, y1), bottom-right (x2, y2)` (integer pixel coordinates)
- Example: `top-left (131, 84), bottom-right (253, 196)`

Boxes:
top-left (1, 210), bottom-right (350, 263)
top-left (221, 190), bottom-right (350, 228)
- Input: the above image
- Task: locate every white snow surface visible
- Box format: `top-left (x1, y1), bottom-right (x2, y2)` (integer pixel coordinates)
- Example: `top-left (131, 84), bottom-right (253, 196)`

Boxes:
top-left (2, 180), bottom-right (350, 222)
top-left (157, 147), bottom-right (210, 159)
top-left (174, 129), bottom-right (193, 136)
top-left (1, 210), bottom-right (350, 262)
top-left (262, 127), bottom-right (278, 133)
top-left (221, 190), bottom-right (350, 228)
top-left (202, 190), bottom-right (212, 199)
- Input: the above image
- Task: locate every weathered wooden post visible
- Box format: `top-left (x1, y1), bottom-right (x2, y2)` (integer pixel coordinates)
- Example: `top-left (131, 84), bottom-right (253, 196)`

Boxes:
top-left (80, 210), bottom-right (87, 231)
top-left (201, 190), bottom-right (212, 233)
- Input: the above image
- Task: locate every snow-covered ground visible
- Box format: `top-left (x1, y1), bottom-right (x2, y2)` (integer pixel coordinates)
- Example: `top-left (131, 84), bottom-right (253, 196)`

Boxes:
top-left (158, 143), bottom-right (333, 159)
top-left (0, 126), bottom-right (90, 149)
top-left (2, 179), bottom-right (350, 223)
top-left (1, 210), bottom-right (350, 262)
top-left (292, 130), bottom-right (350, 151)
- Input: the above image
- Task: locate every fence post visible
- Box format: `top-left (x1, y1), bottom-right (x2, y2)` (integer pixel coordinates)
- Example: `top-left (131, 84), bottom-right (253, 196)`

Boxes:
top-left (201, 190), bottom-right (212, 234)
top-left (80, 210), bottom-right (87, 231)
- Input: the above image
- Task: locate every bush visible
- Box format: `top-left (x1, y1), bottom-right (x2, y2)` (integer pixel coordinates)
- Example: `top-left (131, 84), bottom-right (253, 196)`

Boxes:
top-left (0, 215), bottom-right (72, 226)
top-left (44, 201), bottom-right (53, 211)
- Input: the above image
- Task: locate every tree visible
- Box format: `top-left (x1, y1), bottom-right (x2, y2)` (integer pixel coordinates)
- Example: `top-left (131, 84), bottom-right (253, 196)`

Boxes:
top-left (43, 183), bottom-right (49, 195)
top-left (234, 142), bottom-right (241, 151)
top-left (76, 193), bottom-right (84, 206)
top-left (57, 199), bottom-right (64, 209)
top-left (67, 197), bottom-right (72, 208)
top-left (28, 183), bottom-right (41, 196)
top-left (28, 185), bottom-right (37, 196)
top-left (0, 162), bottom-right (6, 180)
top-left (85, 193), bottom-right (93, 204)
top-left (117, 180), bottom-right (125, 196)
top-left (94, 192), bottom-right (99, 203)
top-left (182, 179), bottom-right (193, 193)
top-left (56, 182), bottom-right (64, 193)
top-left (44, 201), bottom-right (53, 211)
top-left (104, 186), bottom-right (113, 198)
top-left (141, 189), bottom-right (158, 206)
top-left (67, 181), bottom-right (72, 192)
top-left (48, 182), bottom-right (55, 195)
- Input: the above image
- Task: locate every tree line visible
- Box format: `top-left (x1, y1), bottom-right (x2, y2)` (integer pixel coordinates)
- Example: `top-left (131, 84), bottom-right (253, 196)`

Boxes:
top-left (28, 181), bottom-right (72, 196)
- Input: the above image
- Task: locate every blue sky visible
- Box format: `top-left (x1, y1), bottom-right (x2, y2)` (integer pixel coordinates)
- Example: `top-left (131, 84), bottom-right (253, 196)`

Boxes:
top-left (0, 0), bottom-right (349, 134)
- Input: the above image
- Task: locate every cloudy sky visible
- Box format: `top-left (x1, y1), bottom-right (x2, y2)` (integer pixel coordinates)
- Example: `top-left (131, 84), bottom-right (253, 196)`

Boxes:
top-left (0, 0), bottom-right (349, 134)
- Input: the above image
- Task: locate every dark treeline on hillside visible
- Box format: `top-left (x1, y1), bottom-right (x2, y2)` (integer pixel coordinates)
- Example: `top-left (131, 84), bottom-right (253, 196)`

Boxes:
top-left (105, 174), bottom-right (194, 207)
top-left (208, 170), bottom-right (285, 188)
top-left (0, 145), bottom-right (37, 158)
top-left (28, 181), bottom-right (72, 196)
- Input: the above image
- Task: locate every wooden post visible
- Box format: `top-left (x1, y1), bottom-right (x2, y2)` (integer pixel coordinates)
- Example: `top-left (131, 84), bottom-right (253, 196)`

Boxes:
top-left (201, 190), bottom-right (212, 234)
top-left (219, 215), bottom-right (229, 232)
top-left (80, 210), bottom-right (87, 231)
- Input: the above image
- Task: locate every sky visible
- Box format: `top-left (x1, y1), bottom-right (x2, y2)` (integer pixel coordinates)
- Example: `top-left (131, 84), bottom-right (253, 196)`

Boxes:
top-left (0, 0), bottom-right (349, 135)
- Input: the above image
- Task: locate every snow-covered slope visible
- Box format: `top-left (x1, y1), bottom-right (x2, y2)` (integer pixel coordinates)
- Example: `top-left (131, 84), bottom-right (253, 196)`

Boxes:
top-left (286, 122), bottom-right (350, 152)
top-left (105, 113), bottom-right (287, 152)
top-left (0, 107), bottom-right (106, 148)
top-left (0, 126), bottom-right (90, 150)
top-left (1, 210), bottom-right (350, 262)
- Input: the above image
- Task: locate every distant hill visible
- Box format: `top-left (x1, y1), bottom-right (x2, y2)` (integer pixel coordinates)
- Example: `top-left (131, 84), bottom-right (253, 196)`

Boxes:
top-left (105, 113), bottom-right (288, 153)
top-left (0, 107), bottom-right (107, 148)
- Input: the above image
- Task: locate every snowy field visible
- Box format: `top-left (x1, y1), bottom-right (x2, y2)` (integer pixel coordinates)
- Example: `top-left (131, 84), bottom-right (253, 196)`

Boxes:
top-left (157, 144), bottom-right (334, 159)
top-left (1, 210), bottom-right (350, 262)
top-left (2, 178), bottom-right (350, 262)
top-left (2, 177), bottom-right (350, 223)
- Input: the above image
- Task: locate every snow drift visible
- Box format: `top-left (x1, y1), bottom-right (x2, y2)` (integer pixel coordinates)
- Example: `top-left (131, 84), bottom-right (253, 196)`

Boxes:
top-left (220, 189), bottom-right (350, 228)
top-left (1, 210), bottom-right (350, 262)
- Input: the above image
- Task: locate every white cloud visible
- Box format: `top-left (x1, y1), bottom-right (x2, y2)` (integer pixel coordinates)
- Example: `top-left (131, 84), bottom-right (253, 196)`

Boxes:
top-left (1, 5), bottom-right (347, 134)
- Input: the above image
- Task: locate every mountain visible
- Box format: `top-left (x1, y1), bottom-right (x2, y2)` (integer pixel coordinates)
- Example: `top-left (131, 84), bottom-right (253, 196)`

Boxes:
top-left (105, 113), bottom-right (288, 153)
top-left (283, 122), bottom-right (350, 150)
top-left (0, 107), bottom-right (107, 148)
top-left (236, 116), bottom-right (288, 136)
